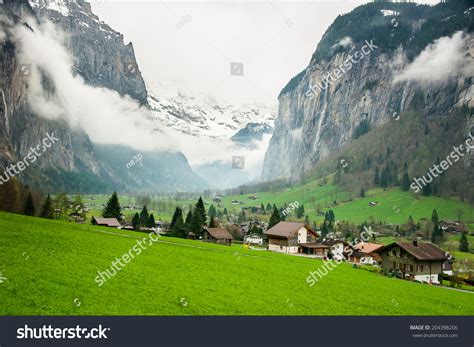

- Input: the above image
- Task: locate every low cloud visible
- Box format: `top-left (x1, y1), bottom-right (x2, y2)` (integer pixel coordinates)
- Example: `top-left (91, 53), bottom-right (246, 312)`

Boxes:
top-left (394, 31), bottom-right (474, 85)
top-left (12, 18), bottom-right (268, 179)
top-left (331, 36), bottom-right (353, 50)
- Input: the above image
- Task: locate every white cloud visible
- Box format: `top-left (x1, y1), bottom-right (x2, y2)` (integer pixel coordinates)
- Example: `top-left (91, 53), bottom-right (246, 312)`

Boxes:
top-left (394, 31), bottom-right (474, 85)
top-left (12, 18), bottom-right (268, 179)
top-left (331, 36), bottom-right (353, 50)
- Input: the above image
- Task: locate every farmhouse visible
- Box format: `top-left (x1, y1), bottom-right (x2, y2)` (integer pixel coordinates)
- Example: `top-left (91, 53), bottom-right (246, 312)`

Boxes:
top-left (316, 238), bottom-right (354, 260)
top-left (91, 217), bottom-right (122, 228)
top-left (203, 227), bottom-right (233, 246)
top-left (265, 222), bottom-right (319, 254)
top-left (439, 220), bottom-right (466, 233)
top-left (377, 241), bottom-right (448, 283)
top-left (349, 242), bottom-right (383, 264)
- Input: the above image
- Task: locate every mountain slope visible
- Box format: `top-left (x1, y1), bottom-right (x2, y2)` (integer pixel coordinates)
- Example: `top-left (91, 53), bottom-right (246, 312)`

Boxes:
top-left (0, 0), bottom-right (208, 193)
top-left (148, 91), bottom-right (275, 140)
top-left (262, 0), bottom-right (474, 195)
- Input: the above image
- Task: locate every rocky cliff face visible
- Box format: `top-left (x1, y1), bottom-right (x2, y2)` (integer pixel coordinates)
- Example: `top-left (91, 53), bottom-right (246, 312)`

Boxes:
top-left (0, 0), bottom-right (206, 192)
top-left (262, 1), bottom-right (473, 182)
top-left (29, 0), bottom-right (148, 104)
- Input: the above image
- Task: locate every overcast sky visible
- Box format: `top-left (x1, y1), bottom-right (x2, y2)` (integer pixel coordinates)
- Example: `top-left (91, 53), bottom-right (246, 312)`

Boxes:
top-left (91, 0), bottom-right (441, 106)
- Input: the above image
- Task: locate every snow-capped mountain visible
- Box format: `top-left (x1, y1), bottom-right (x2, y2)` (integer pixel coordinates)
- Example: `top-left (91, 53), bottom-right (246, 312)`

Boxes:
top-left (148, 91), bottom-right (276, 141)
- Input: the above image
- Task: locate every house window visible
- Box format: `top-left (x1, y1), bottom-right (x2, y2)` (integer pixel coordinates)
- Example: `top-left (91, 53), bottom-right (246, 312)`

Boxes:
top-left (396, 251), bottom-right (401, 257)
top-left (389, 250), bottom-right (394, 256)
top-left (394, 262), bottom-right (400, 269)
top-left (417, 265), bottom-right (424, 272)
top-left (403, 252), bottom-right (408, 259)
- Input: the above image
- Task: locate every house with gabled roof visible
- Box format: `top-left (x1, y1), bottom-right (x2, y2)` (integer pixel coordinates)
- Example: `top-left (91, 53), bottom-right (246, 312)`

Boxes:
top-left (91, 217), bottom-right (122, 228)
top-left (349, 241), bottom-right (384, 265)
top-left (203, 227), bottom-right (233, 246)
top-left (316, 238), bottom-right (354, 260)
top-left (265, 222), bottom-right (320, 255)
top-left (377, 241), bottom-right (448, 283)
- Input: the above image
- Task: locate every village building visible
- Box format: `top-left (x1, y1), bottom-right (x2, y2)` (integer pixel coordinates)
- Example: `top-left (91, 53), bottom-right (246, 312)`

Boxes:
top-left (439, 220), bottom-right (466, 233)
top-left (349, 242), bottom-right (383, 265)
top-left (265, 222), bottom-right (320, 255)
top-left (377, 241), bottom-right (448, 283)
top-left (203, 227), bottom-right (233, 246)
top-left (91, 217), bottom-right (122, 228)
top-left (316, 238), bottom-right (354, 260)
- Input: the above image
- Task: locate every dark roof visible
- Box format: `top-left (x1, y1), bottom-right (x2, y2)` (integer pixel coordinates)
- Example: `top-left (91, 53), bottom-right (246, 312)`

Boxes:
top-left (350, 250), bottom-right (367, 258)
top-left (206, 228), bottom-right (233, 240)
top-left (265, 222), bottom-right (317, 238)
top-left (92, 217), bottom-right (121, 227)
top-left (299, 243), bottom-right (329, 249)
top-left (379, 242), bottom-right (448, 261)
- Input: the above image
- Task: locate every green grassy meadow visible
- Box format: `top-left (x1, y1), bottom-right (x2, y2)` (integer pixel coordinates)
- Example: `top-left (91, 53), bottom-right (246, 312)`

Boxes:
top-left (218, 185), bottom-right (474, 225)
top-left (0, 211), bottom-right (473, 315)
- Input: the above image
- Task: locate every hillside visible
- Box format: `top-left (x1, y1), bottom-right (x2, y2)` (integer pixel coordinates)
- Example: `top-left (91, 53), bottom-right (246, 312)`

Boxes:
top-left (0, 0), bottom-right (208, 193)
top-left (262, 0), bottom-right (473, 203)
top-left (0, 211), bottom-right (473, 315)
top-left (218, 181), bottom-right (474, 225)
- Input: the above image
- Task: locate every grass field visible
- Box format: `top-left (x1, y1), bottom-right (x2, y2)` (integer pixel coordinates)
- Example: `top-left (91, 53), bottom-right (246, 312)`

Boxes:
top-left (1, 211), bottom-right (473, 315)
top-left (219, 185), bottom-right (474, 225)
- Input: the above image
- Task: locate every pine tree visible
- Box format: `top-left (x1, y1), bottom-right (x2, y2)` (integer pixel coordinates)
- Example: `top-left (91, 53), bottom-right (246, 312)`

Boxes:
top-left (401, 172), bottom-right (410, 191)
top-left (380, 166), bottom-right (389, 188)
top-left (459, 232), bottom-right (469, 252)
top-left (360, 189), bottom-right (365, 198)
top-left (24, 193), bottom-right (35, 216)
top-left (189, 197), bottom-right (207, 237)
top-left (304, 215), bottom-right (310, 226)
top-left (296, 204), bottom-right (305, 218)
top-left (431, 209), bottom-right (439, 229)
top-left (170, 207), bottom-right (183, 229)
top-left (422, 183), bottom-right (432, 196)
top-left (209, 216), bottom-right (217, 228)
top-left (374, 167), bottom-right (380, 185)
top-left (321, 221), bottom-right (328, 237)
top-left (139, 205), bottom-right (149, 226)
top-left (208, 205), bottom-right (217, 218)
top-left (268, 208), bottom-right (281, 229)
top-left (172, 209), bottom-right (185, 236)
top-left (132, 213), bottom-right (141, 231)
top-left (327, 210), bottom-right (335, 223)
top-left (40, 194), bottom-right (54, 219)
top-left (223, 208), bottom-right (228, 215)
top-left (184, 210), bottom-right (193, 229)
top-left (195, 197), bottom-right (207, 226)
top-left (146, 214), bottom-right (156, 228)
top-left (102, 191), bottom-right (121, 219)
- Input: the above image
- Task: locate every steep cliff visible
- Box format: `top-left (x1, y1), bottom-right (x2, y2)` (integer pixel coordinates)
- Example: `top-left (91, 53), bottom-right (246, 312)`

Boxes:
top-left (262, 1), bottom-right (473, 183)
top-left (0, 0), bottom-right (207, 193)
top-left (29, 0), bottom-right (148, 104)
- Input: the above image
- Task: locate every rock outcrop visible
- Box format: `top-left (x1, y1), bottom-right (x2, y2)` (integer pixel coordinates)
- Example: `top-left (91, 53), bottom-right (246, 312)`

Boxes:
top-left (262, 1), bottom-right (473, 182)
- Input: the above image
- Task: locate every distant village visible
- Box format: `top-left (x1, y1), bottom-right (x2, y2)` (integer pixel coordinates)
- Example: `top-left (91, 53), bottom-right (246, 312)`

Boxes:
top-left (85, 192), bottom-right (473, 289)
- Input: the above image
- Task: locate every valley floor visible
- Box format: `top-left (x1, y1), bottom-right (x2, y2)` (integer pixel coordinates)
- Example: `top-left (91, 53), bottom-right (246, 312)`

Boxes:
top-left (0, 212), bottom-right (473, 316)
